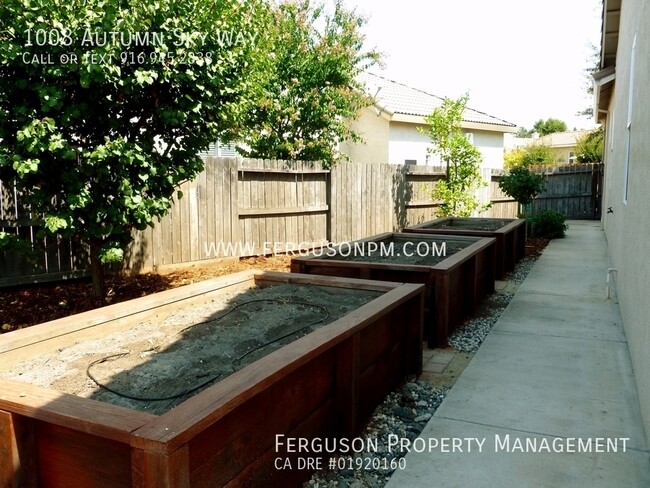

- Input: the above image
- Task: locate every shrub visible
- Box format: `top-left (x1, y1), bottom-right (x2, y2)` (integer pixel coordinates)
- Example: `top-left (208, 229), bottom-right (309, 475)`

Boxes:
top-left (498, 166), bottom-right (546, 209)
top-left (575, 129), bottom-right (604, 163)
top-left (504, 143), bottom-right (556, 169)
top-left (0, 231), bottom-right (37, 263)
top-left (530, 210), bottom-right (567, 238)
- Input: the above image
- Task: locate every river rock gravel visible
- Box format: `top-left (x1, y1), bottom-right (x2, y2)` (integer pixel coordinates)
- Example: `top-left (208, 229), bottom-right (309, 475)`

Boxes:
top-left (304, 381), bottom-right (448, 488)
top-left (305, 254), bottom-right (539, 487)
top-left (448, 255), bottom-right (536, 353)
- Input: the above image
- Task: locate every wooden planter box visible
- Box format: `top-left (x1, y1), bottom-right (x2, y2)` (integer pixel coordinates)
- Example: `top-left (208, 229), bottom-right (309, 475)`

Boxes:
top-left (291, 233), bottom-right (496, 348)
top-left (0, 271), bottom-right (424, 488)
top-left (404, 218), bottom-right (526, 280)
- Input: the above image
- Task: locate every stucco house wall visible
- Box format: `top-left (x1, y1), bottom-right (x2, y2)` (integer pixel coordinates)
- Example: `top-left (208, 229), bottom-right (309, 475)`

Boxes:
top-left (598, 0), bottom-right (650, 448)
top-left (471, 129), bottom-right (507, 169)
top-left (387, 122), bottom-right (505, 169)
top-left (550, 147), bottom-right (575, 164)
top-left (340, 73), bottom-right (516, 168)
top-left (339, 106), bottom-right (390, 164)
top-left (387, 122), bottom-right (431, 165)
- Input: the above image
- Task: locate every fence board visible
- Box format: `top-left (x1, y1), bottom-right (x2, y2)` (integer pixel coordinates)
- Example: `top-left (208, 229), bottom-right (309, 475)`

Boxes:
top-left (1, 161), bottom-right (603, 286)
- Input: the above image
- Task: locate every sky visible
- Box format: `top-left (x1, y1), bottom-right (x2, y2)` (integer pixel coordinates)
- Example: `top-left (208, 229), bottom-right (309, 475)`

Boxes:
top-left (344, 0), bottom-right (603, 131)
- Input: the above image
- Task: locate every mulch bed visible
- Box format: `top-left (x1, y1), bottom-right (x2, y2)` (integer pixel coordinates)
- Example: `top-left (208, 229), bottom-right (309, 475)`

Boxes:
top-left (525, 237), bottom-right (550, 258)
top-left (1, 256), bottom-right (291, 332)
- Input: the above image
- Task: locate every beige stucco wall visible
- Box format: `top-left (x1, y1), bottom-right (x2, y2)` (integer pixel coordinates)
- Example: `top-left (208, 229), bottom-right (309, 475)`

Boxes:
top-left (602, 0), bottom-right (650, 448)
top-left (387, 122), bottom-right (505, 169)
top-left (340, 109), bottom-right (507, 168)
top-left (339, 106), bottom-right (390, 163)
top-left (551, 147), bottom-right (576, 164)
top-left (472, 130), bottom-right (506, 169)
top-left (387, 122), bottom-right (432, 165)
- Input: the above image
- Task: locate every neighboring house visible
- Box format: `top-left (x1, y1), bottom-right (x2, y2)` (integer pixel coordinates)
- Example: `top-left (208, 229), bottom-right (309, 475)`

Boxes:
top-left (503, 133), bottom-right (535, 151)
top-left (595, 0), bottom-right (650, 449)
top-left (340, 72), bottom-right (518, 169)
top-left (532, 130), bottom-right (591, 164)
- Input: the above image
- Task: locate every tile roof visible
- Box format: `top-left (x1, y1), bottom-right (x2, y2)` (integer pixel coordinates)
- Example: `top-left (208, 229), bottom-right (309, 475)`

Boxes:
top-left (358, 72), bottom-right (517, 129)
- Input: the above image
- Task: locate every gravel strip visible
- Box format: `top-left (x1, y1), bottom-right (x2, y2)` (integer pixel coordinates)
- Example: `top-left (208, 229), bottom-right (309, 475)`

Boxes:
top-left (304, 255), bottom-right (538, 487)
top-left (508, 256), bottom-right (537, 285)
top-left (305, 381), bottom-right (447, 488)
top-left (449, 256), bottom-right (537, 353)
top-left (448, 291), bottom-right (514, 353)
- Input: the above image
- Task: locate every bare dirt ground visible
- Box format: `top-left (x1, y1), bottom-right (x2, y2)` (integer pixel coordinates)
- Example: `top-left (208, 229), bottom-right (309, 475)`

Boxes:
top-left (0, 238), bottom-right (550, 416)
top-left (0, 255), bottom-right (291, 332)
top-left (2, 282), bottom-right (379, 415)
top-left (432, 219), bottom-right (512, 231)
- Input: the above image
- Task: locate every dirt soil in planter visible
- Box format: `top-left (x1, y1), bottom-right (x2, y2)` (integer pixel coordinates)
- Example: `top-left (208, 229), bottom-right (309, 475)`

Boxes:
top-left (0, 255), bottom-right (291, 333)
top-left (325, 239), bottom-right (470, 266)
top-left (431, 219), bottom-right (512, 232)
top-left (1, 283), bottom-right (380, 415)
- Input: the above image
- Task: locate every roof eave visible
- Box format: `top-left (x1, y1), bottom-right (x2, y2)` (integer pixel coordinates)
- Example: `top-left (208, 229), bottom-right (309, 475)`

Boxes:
top-left (462, 120), bottom-right (518, 133)
top-left (390, 113), bottom-right (516, 133)
top-left (599, 0), bottom-right (621, 71)
top-left (371, 102), bottom-right (394, 120)
top-left (595, 0), bottom-right (620, 123)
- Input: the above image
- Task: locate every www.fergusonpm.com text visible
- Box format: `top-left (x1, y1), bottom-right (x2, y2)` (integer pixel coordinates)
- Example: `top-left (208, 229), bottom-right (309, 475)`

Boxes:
top-left (203, 240), bottom-right (447, 258)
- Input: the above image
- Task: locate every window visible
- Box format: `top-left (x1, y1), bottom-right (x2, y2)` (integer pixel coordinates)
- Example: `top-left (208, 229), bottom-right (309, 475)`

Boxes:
top-left (568, 152), bottom-right (576, 164)
top-left (465, 132), bottom-right (474, 144)
top-left (218, 143), bottom-right (238, 157)
top-left (404, 159), bottom-right (417, 165)
top-left (200, 141), bottom-right (239, 158)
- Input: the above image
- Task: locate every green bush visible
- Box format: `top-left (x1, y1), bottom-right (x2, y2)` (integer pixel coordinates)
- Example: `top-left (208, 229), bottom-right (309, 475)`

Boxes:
top-left (0, 231), bottom-right (38, 264)
top-left (575, 129), bottom-right (604, 163)
top-left (504, 143), bottom-right (556, 168)
top-left (530, 210), bottom-right (567, 238)
top-left (498, 167), bottom-right (546, 207)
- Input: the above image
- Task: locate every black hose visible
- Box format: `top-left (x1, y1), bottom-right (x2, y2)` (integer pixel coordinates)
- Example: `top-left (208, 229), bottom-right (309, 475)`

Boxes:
top-left (86, 298), bottom-right (330, 403)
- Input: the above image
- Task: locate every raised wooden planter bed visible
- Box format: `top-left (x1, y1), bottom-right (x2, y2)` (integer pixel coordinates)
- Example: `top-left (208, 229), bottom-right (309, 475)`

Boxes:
top-left (404, 218), bottom-right (526, 279)
top-left (0, 271), bottom-right (424, 488)
top-left (291, 233), bottom-right (496, 348)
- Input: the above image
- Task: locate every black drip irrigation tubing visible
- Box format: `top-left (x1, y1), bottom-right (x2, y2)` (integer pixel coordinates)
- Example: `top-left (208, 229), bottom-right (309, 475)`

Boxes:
top-left (86, 298), bottom-right (330, 405)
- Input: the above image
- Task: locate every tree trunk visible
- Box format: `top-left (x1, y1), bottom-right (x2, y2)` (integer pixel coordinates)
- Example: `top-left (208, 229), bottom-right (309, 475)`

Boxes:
top-left (89, 240), bottom-right (106, 298)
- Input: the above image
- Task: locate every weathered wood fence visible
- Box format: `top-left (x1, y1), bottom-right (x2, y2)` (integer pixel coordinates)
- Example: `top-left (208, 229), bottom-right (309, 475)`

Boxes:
top-left (529, 163), bottom-right (604, 219)
top-left (0, 160), bottom-right (603, 286)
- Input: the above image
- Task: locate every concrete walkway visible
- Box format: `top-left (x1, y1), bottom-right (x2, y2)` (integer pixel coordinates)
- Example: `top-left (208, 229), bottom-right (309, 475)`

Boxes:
top-left (387, 221), bottom-right (650, 488)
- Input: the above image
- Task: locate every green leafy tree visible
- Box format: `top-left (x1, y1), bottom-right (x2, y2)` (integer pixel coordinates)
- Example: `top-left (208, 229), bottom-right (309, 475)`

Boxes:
top-left (575, 128), bottom-right (604, 163)
top-left (498, 166), bottom-right (546, 216)
top-left (504, 143), bottom-right (556, 168)
top-left (238, 0), bottom-right (379, 167)
top-left (0, 0), bottom-right (270, 297)
top-left (421, 95), bottom-right (488, 217)
top-left (515, 126), bottom-right (533, 138)
top-left (577, 42), bottom-right (600, 118)
top-left (533, 118), bottom-right (568, 136)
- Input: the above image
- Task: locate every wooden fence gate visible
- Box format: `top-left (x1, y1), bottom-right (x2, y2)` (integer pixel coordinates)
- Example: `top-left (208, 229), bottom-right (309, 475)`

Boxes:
top-left (528, 163), bottom-right (604, 219)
